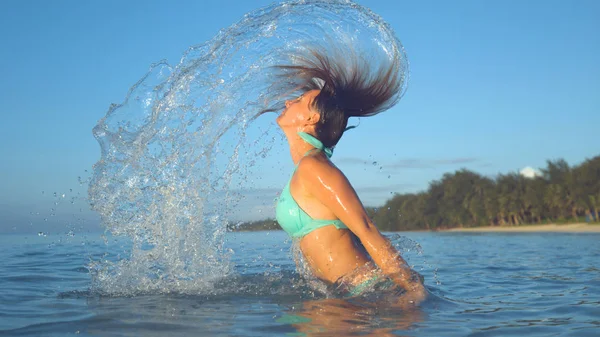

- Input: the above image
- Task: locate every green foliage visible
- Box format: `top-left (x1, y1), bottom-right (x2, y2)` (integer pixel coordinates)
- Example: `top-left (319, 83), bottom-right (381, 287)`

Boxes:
top-left (228, 219), bottom-right (280, 232)
top-left (371, 155), bottom-right (600, 231)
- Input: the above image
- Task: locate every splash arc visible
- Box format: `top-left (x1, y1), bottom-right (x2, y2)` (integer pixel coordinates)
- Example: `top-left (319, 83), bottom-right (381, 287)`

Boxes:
top-left (88, 0), bottom-right (408, 296)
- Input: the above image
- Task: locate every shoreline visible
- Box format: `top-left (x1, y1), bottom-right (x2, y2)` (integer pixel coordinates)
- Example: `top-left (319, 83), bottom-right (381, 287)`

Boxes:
top-left (229, 223), bottom-right (600, 234)
top-left (442, 223), bottom-right (600, 233)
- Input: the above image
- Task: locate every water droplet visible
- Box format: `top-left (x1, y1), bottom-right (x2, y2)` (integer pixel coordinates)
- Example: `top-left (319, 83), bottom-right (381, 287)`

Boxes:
top-left (372, 161), bottom-right (378, 166)
top-left (387, 175), bottom-right (391, 179)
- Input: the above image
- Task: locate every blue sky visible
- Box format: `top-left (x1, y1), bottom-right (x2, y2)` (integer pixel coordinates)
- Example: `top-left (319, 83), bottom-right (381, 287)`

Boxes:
top-left (0, 0), bottom-right (598, 233)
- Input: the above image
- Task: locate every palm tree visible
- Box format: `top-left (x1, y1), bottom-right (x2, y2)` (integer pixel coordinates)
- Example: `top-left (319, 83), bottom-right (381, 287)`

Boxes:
top-left (367, 155), bottom-right (599, 231)
top-left (523, 177), bottom-right (546, 223)
top-left (574, 156), bottom-right (600, 221)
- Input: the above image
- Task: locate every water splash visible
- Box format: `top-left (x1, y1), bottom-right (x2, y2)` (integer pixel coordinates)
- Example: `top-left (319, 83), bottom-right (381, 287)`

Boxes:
top-left (88, 0), bottom-right (407, 295)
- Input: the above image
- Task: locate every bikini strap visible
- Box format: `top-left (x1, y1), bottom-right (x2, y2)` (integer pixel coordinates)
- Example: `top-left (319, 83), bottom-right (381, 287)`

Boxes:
top-left (298, 132), bottom-right (333, 158)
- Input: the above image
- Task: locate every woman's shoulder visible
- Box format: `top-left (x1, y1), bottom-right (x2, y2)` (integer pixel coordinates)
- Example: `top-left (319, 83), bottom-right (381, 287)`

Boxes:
top-left (296, 152), bottom-right (345, 182)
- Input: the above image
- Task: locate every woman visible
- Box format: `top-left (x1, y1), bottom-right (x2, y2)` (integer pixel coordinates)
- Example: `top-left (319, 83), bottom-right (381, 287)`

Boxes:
top-left (269, 46), bottom-right (426, 304)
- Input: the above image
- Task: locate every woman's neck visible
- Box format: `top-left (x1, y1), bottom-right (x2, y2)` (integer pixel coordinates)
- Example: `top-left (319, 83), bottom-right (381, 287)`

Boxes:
top-left (283, 128), bottom-right (319, 165)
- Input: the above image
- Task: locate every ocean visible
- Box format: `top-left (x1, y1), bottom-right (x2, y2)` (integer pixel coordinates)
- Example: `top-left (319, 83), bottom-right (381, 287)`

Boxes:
top-left (1, 230), bottom-right (598, 336)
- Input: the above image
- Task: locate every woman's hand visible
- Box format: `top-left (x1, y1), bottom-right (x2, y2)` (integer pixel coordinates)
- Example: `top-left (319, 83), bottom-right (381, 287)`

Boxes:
top-left (394, 269), bottom-right (427, 308)
top-left (389, 267), bottom-right (427, 305)
top-left (397, 282), bottom-right (427, 309)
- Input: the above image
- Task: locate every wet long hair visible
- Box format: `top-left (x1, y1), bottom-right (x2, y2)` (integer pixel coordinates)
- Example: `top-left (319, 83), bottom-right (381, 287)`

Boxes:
top-left (259, 44), bottom-right (407, 149)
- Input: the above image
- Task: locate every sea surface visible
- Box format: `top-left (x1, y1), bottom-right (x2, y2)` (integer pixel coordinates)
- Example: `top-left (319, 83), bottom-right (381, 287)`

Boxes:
top-left (1, 230), bottom-right (599, 337)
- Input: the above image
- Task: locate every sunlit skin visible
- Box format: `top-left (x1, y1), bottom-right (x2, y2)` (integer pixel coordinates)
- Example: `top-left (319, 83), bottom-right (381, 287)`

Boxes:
top-left (277, 89), bottom-right (426, 305)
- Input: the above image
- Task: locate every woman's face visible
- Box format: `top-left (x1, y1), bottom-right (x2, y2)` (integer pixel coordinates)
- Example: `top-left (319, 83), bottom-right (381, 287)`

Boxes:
top-left (276, 89), bottom-right (320, 129)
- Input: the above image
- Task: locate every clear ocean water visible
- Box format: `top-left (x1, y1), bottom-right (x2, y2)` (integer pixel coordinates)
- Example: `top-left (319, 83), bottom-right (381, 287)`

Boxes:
top-left (1, 230), bottom-right (599, 337)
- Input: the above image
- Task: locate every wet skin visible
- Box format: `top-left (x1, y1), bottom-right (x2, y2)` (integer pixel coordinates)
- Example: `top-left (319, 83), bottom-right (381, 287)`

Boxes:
top-left (277, 90), bottom-right (426, 303)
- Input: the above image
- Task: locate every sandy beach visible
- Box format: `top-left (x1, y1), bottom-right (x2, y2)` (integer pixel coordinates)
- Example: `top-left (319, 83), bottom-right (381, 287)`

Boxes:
top-left (444, 223), bottom-right (600, 233)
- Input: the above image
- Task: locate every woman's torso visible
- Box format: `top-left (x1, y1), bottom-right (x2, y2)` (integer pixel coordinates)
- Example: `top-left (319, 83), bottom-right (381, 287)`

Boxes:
top-left (299, 226), bottom-right (371, 283)
top-left (277, 154), bottom-right (374, 284)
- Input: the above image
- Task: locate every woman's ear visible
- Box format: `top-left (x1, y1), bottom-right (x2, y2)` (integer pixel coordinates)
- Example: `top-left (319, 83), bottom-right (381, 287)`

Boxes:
top-left (307, 111), bottom-right (321, 125)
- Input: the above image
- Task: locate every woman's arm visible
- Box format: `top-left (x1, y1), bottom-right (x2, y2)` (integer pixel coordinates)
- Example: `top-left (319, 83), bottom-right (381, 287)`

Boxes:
top-left (298, 157), bottom-right (426, 299)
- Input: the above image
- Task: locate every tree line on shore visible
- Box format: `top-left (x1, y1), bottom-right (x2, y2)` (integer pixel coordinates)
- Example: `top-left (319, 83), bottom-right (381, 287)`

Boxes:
top-left (229, 155), bottom-right (600, 232)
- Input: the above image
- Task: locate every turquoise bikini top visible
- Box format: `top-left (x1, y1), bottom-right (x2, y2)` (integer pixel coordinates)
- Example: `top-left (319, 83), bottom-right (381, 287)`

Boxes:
top-left (276, 132), bottom-right (348, 238)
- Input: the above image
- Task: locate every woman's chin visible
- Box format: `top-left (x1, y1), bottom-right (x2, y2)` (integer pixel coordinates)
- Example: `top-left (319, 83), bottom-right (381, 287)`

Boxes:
top-left (276, 113), bottom-right (287, 126)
